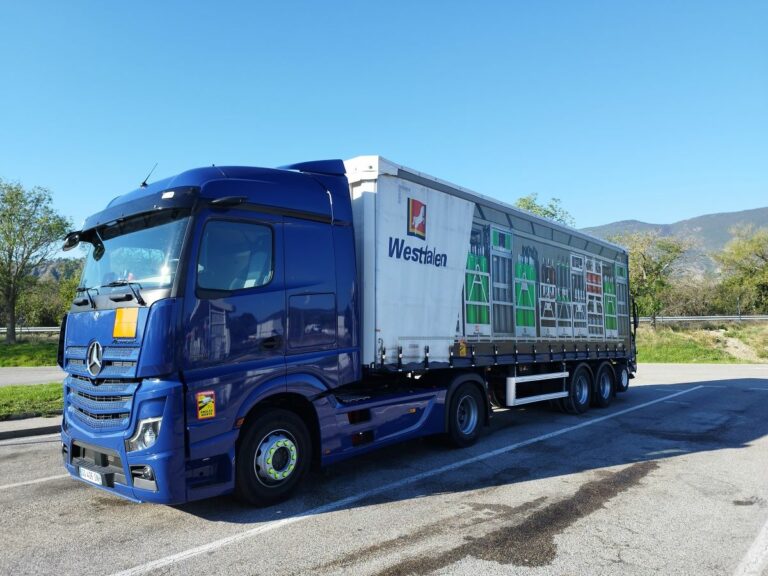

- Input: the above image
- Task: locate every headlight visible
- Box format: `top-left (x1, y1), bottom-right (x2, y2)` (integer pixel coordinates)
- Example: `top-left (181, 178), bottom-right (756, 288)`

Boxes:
top-left (125, 417), bottom-right (162, 452)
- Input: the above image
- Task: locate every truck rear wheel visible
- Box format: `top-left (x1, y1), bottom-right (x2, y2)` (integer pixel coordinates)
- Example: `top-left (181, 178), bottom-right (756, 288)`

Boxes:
top-left (615, 363), bottom-right (630, 393)
top-left (235, 409), bottom-right (311, 506)
top-left (592, 362), bottom-right (615, 408)
top-left (446, 383), bottom-right (484, 448)
top-left (563, 364), bottom-right (592, 414)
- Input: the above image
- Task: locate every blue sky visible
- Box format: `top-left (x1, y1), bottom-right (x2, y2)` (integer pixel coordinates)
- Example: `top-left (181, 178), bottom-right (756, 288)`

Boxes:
top-left (0, 1), bottom-right (766, 230)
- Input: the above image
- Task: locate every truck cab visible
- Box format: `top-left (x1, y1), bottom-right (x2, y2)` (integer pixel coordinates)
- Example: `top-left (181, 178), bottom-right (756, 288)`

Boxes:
top-left (60, 161), bottom-right (362, 504)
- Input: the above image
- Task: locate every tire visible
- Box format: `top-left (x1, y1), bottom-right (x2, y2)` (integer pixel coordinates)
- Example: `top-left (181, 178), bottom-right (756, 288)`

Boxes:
top-left (592, 362), bottom-right (615, 408)
top-left (446, 383), bottom-right (484, 448)
top-left (563, 364), bottom-right (592, 414)
top-left (234, 409), bottom-right (311, 506)
top-left (615, 363), bottom-right (630, 393)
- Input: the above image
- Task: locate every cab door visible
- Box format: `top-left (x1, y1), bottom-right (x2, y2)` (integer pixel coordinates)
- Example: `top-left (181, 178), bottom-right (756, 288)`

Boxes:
top-left (180, 208), bottom-right (286, 456)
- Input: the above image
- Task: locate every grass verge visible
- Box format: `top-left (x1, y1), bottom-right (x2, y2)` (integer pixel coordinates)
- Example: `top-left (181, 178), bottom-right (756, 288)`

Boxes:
top-left (636, 325), bottom-right (741, 363)
top-left (724, 324), bottom-right (768, 360)
top-left (0, 382), bottom-right (63, 420)
top-left (0, 341), bottom-right (58, 367)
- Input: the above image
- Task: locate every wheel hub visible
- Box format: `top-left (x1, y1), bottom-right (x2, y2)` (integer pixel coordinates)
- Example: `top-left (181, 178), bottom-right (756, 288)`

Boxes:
top-left (600, 373), bottom-right (611, 397)
top-left (456, 394), bottom-right (478, 435)
top-left (254, 431), bottom-right (298, 486)
top-left (575, 375), bottom-right (589, 404)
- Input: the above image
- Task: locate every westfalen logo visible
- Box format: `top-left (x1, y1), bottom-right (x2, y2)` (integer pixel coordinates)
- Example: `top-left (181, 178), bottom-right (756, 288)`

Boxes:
top-left (407, 198), bottom-right (426, 240)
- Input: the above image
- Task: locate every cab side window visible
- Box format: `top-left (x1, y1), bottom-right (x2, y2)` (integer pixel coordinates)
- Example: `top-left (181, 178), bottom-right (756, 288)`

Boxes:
top-left (197, 220), bottom-right (273, 294)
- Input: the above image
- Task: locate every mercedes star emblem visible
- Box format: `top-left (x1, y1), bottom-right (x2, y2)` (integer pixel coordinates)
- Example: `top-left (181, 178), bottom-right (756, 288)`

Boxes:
top-left (86, 341), bottom-right (103, 377)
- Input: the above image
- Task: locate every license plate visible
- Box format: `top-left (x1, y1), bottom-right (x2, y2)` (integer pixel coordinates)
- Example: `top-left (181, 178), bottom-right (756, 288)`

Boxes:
top-left (79, 467), bottom-right (103, 485)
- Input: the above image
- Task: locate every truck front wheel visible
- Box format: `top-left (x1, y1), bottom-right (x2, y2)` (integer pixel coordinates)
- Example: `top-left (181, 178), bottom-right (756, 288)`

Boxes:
top-left (235, 409), bottom-right (311, 506)
top-left (446, 383), bottom-right (484, 448)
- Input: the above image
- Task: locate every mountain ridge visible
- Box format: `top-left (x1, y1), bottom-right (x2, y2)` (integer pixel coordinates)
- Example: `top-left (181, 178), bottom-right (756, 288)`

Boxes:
top-left (581, 206), bottom-right (768, 273)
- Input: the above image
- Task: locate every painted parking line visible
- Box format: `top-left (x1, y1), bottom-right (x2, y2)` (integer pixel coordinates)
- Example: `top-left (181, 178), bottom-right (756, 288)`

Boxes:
top-left (733, 514), bottom-right (768, 576)
top-left (111, 385), bottom-right (704, 576)
top-left (0, 474), bottom-right (69, 491)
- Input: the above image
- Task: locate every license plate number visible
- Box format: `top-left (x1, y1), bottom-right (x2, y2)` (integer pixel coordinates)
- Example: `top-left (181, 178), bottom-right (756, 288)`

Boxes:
top-left (79, 467), bottom-right (102, 485)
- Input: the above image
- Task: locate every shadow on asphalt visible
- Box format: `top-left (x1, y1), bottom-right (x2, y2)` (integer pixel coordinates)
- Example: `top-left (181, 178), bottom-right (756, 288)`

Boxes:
top-left (171, 378), bottom-right (768, 524)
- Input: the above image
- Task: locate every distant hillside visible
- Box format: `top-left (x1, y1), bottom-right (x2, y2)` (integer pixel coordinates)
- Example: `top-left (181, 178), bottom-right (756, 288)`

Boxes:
top-left (582, 206), bottom-right (768, 274)
top-left (32, 257), bottom-right (83, 282)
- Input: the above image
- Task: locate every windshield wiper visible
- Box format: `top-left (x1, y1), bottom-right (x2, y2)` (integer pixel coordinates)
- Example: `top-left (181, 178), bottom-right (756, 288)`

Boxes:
top-left (74, 286), bottom-right (98, 309)
top-left (102, 280), bottom-right (147, 306)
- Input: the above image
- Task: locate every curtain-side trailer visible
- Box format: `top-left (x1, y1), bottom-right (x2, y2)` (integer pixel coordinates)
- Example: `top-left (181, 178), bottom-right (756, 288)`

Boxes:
top-left (58, 156), bottom-right (636, 506)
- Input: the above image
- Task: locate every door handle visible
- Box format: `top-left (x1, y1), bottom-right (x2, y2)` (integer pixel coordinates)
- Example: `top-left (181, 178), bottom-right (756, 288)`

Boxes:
top-left (261, 336), bottom-right (281, 351)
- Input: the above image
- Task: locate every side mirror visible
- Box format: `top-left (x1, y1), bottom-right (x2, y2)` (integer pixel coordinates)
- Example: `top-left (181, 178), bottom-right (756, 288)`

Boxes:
top-left (632, 300), bottom-right (639, 330)
top-left (93, 242), bottom-right (105, 261)
top-left (62, 232), bottom-right (80, 251)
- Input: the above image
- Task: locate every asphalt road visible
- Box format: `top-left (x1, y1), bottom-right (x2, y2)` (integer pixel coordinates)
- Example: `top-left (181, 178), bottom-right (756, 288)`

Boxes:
top-left (0, 366), bottom-right (65, 387)
top-left (1, 364), bottom-right (767, 576)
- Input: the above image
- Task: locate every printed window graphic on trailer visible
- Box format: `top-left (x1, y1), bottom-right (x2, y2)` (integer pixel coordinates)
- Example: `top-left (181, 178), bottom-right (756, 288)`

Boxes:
top-left (462, 222), bottom-right (628, 342)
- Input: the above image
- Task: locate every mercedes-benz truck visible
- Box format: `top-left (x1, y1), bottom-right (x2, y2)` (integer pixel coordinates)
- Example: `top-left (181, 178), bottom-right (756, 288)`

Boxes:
top-left (58, 156), bottom-right (637, 505)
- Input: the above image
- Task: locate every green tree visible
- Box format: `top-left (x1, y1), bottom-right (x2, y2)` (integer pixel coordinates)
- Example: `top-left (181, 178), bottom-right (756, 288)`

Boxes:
top-left (715, 226), bottom-right (768, 314)
top-left (0, 180), bottom-right (70, 343)
top-left (17, 280), bottom-right (61, 327)
top-left (610, 232), bottom-right (688, 327)
top-left (663, 273), bottom-right (720, 316)
top-left (17, 262), bottom-right (83, 327)
top-left (514, 193), bottom-right (575, 226)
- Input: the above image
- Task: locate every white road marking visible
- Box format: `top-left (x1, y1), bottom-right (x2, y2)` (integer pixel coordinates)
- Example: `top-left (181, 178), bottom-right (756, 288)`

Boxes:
top-left (110, 385), bottom-right (704, 576)
top-left (0, 474), bottom-right (69, 491)
top-left (733, 515), bottom-right (768, 576)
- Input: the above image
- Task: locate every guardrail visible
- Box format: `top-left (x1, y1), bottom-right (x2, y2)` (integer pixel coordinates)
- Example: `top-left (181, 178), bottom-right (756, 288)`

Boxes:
top-left (1, 317), bottom-right (766, 335)
top-left (639, 315), bottom-right (768, 323)
top-left (0, 326), bottom-right (60, 335)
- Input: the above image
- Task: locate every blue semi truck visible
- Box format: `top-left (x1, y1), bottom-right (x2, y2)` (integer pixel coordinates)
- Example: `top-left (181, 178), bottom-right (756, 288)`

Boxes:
top-left (58, 156), bottom-right (637, 505)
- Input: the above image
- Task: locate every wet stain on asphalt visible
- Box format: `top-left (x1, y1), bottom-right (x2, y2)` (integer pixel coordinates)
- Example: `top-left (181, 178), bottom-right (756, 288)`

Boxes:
top-left (370, 460), bottom-right (658, 576)
top-left (317, 497), bottom-right (546, 573)
top-left (733, 496), bottom-right (765, 506)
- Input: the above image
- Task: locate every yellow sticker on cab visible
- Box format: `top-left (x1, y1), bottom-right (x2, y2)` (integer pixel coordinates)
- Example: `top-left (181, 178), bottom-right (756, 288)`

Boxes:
top-left (196, 391), bottom-right (216, 419)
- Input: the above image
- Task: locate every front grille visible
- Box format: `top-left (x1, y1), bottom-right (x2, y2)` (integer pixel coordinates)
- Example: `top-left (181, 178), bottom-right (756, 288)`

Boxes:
top-left (66, 375), bottom-right (139, 432)
top-left (69, 406), bottom-right (131, 430)
top-left (75, 390), bottom-right (132, 403)
top-left (74, 407), bottom-right (129, 420)
top-left (65, 345), bottom-right (140, 379)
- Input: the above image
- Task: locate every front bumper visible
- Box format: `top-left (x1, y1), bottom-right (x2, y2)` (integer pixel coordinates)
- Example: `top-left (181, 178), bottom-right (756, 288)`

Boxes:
top-left (61, 377), bottom-right (187, 505)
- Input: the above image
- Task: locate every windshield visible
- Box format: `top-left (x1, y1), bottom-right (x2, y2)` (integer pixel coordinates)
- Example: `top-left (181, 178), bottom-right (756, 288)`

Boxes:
top-left (80, 211), bottom-right (189, 294)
